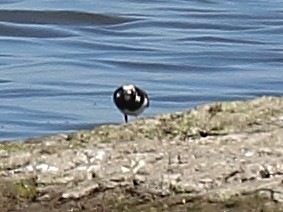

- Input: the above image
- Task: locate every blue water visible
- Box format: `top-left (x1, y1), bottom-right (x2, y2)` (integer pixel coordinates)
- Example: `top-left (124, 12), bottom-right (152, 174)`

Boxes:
top-left (0, 0), bottom-right (282, 141)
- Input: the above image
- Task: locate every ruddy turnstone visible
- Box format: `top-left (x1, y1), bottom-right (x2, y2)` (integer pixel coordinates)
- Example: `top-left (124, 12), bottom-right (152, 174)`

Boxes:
top-left (113, 84), bottom-right (149, 123)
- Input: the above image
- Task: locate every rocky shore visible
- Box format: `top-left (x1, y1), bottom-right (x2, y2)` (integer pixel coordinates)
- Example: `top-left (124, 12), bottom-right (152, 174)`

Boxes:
top-left (1, 96), bottom-right (283, 211)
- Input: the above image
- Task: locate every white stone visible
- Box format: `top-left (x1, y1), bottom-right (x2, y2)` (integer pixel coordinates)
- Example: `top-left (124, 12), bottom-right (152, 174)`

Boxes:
top-left (36, 163), bottom-right (59, 172)
top-left (244, 151), bottom-right (254, 157)
top-left (95, 150), bottom-right (106, 161)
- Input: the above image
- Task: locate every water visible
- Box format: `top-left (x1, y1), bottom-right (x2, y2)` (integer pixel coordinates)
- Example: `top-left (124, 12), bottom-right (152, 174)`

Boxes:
top-left (0, 0), bottom-right (282, 141)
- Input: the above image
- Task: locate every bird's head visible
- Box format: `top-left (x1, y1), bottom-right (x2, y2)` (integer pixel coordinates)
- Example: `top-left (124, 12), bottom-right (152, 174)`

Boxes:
top-left (122, 84), bottom-right (136, 101)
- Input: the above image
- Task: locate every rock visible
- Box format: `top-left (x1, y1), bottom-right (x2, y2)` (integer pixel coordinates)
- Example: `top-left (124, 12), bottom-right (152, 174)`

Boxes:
top-left (0, 152), bottom-right (31, 170)
top-left (61, 183), bottom-right (100, 199)
top-left (0, 150), bottom-right (9, 158)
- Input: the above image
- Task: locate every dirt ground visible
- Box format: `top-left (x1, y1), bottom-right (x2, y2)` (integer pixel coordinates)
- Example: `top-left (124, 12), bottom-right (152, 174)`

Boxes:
top-left (0, 185), bottom-right (281, 211)
top-left (1, 96), bottom-right (283, 211)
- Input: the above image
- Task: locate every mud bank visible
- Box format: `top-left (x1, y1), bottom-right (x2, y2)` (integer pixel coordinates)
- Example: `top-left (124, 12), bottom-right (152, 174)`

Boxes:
top-left (1, 96), bottom-right (283, 211)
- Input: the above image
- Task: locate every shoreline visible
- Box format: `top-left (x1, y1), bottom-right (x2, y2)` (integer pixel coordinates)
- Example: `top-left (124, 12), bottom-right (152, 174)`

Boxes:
top-left (1, 95), bottom-right (283, 211)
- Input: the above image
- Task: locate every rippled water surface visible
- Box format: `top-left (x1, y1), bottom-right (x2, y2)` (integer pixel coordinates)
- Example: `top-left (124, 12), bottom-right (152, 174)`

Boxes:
top-left (0, 0), bottom-right (283, 141)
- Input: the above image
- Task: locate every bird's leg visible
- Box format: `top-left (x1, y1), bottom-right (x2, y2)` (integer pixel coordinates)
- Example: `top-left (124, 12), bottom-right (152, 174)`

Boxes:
top-left (124, 114), bottom-right (128, 123)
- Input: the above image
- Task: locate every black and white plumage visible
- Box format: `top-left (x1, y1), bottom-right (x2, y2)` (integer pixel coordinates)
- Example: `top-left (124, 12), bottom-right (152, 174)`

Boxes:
top-left (113, 84), bottom-right (149, 123)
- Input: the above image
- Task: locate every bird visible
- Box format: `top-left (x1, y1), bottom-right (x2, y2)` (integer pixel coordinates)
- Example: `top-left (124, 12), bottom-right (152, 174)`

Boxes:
top-left (113, 84), bottom-right (149, 123)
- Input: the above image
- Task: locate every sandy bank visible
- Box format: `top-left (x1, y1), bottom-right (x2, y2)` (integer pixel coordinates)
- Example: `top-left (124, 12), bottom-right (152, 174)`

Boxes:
top-left (1, 96), bottom-right (283, 211)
